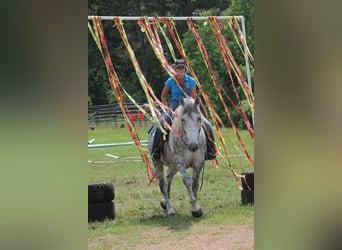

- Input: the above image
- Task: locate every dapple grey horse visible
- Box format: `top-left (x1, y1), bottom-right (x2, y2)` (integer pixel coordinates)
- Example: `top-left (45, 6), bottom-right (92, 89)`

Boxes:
top-left (148, 96), bottom-right (206, 217)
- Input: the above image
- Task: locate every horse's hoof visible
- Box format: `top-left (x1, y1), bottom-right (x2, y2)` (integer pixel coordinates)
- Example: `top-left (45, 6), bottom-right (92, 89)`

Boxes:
top-left (160, 201), bottom-right (167, 210)
top-left (191, 208), bottom-right (203, 218)
top-left (168, 208), bottom-right (176, 216)
top-left (168, 211), bottom-right (176, 216)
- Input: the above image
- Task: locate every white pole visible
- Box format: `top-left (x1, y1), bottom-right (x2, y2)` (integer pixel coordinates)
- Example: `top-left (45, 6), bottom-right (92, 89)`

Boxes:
top-left (240, 16), bottom-right (254, 127)
top-left (88, 140), bottom-right (148, 149)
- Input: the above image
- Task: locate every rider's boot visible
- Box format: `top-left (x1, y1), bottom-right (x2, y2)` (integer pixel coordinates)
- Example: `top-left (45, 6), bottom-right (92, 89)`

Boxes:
top-left (205, 132), bottom-right (216, 161)
top-left (152, 140), bottom-right (163, 160)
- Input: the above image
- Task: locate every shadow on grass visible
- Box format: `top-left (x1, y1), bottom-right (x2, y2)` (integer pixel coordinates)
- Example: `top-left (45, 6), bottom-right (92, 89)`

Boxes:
top-left (138, 211), bottom-right (204, 232)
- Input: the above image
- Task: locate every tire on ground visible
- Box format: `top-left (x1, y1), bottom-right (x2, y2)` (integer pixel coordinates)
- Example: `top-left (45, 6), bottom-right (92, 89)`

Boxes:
top-left (241, 190), bottom-right (254, 205)
top-left (241, 171), bottom-right (254, 190)
top-left (88, 201), bottom-right (115, 222)
top-left (88, 182), bottom-right (115, 203)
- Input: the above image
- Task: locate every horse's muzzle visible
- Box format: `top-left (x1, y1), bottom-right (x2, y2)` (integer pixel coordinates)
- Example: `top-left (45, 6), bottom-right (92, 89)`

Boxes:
top-left (188, 143), bottom-right (198, 152)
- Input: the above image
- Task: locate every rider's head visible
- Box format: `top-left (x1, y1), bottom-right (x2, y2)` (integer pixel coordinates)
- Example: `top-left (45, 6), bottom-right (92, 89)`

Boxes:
top-left (174, 59), bottom-right (188, 79)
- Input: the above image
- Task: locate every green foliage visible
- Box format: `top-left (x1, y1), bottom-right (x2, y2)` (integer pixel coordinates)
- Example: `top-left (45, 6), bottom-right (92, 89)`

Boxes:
top-left (181, 7), bottom-right (253, 127)
top-left (88, 0), bottom-right (255, 129)
top-left (224, 0), bottom-right (254, 54)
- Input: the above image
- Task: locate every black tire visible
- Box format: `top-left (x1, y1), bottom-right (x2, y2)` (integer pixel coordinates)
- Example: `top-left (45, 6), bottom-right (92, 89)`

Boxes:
top-left (241, 190), bottom-right (254, 205)
top-left (241, 171), bottom-right (254, 190)
top-left (88, 201), bottom-right (115, 222)
top-left (88, 182), bottom-right (115, 203)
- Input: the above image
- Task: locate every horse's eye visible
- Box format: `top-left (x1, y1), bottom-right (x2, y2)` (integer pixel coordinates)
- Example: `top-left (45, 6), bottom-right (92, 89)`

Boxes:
top-left (182, 118), bottom-right (185, 123)
top-left (197, 118), bottom-right (201, 122)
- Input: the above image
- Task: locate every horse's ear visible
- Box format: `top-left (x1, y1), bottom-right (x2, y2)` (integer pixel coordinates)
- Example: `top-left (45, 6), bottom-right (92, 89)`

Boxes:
top-left (180, 96), bottom-right (184, 106)
top-left (195, 96), bottom-right (200, 105)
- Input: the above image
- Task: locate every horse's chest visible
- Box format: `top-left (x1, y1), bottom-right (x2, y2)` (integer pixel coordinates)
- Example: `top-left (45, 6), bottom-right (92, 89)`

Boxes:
top-left (171, 139), bottom-right (187, 153)
top-left (169, 136), bottom-right (192, 155)
top-left (169, 138), bottom-right (201, 164)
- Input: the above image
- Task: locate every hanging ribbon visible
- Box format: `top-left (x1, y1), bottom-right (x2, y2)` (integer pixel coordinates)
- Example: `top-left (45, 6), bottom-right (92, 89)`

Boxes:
top-left (209, 17), bottom-right (254, 141)
top-left (214, 18), bottom-right (255, 110)
top-left (89, 17), bottom-right (157, 184)
top-left (187, 17), bottom-right (254, 181)
top-left (113, 17), bottom-right (168, 135)
top-left (137, 17), bottom-right (192, 139)
top-left (231, 17), bottom-right (254, 64)
top-left (89, 16), bottom-right (255, 190)
top-left (161, 17), bottom-right (223, 169)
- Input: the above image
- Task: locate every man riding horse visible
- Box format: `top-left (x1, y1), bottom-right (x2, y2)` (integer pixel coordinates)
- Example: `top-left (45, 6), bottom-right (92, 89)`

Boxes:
top-left (150, 59), bottom-right (216, 161)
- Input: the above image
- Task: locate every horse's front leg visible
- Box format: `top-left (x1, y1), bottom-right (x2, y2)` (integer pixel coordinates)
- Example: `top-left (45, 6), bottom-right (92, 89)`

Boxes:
top-left (154, 160), bottom-right (176, 216)
top-left (160, 166), bottom-right (178, 214)
top-left (175, 158), bottom-right (203, 218)
top-left (192, 161), bottom-right (205, 199)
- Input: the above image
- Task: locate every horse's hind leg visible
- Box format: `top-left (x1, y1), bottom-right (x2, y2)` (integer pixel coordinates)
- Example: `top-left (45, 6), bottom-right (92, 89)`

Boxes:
top-left (154, 160), bottom-right (176, 216)
top-left (175, 159), bottom-right (203, 218)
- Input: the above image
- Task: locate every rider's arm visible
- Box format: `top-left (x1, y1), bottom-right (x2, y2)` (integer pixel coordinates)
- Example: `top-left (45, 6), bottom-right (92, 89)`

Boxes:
top-left (190, 86), bottom-right (197, 99)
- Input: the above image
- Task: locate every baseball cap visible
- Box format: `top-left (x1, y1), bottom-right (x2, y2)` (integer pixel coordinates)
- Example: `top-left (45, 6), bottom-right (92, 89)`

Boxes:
top-left (174, 59), bottom-right (188, 71)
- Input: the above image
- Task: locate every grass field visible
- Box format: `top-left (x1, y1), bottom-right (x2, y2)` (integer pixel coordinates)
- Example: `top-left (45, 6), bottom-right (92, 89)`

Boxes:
top-left (88, 124), bottom-right (254, 249)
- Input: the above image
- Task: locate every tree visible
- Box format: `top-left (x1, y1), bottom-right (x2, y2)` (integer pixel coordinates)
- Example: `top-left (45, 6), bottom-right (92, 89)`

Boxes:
top-left (182, 6), bottom-right (254, 127)
top-left (224, 0), bottom-right (254, 55)
top-left (88, 0), bottom-right (255, 112)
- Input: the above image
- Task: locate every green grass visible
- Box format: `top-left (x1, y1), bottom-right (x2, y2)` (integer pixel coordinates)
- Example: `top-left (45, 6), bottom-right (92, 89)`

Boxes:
top-left (88, 125), bottom-right (254, 249)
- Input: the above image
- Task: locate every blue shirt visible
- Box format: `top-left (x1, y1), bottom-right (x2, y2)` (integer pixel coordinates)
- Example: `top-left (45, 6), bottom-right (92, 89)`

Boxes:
top-left (165, 74), bottom-right (197, 108)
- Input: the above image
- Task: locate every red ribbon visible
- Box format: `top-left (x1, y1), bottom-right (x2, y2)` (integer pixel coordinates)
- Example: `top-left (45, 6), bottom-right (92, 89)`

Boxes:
top-left (93, 17), bottom-right (157, 183)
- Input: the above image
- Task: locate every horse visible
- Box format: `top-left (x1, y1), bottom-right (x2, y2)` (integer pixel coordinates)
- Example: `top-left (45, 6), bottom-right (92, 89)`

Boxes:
top-left (148, 96), bottom-right (207, 217)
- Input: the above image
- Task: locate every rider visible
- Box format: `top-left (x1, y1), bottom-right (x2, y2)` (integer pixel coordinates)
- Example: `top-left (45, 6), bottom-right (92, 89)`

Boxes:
top-left (150, 59), bottom-right (216, 161)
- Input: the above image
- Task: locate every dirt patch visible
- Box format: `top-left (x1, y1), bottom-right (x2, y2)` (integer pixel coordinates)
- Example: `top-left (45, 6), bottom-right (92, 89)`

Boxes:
top-left (137, 225), bottom-right (253, 250)
top-left (88, 233), bottom-right (113, 248)
top-left (89, 224), bottom-right (254, 250)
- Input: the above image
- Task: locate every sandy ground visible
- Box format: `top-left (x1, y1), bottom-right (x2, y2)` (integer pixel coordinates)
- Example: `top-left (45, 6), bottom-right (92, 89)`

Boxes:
top-left (89, 224), bottom-right (254, 250)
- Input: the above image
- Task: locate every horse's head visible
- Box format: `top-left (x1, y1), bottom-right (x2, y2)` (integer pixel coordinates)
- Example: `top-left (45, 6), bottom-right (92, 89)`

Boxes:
top-left (178, 96), bottom-right (203, 152)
